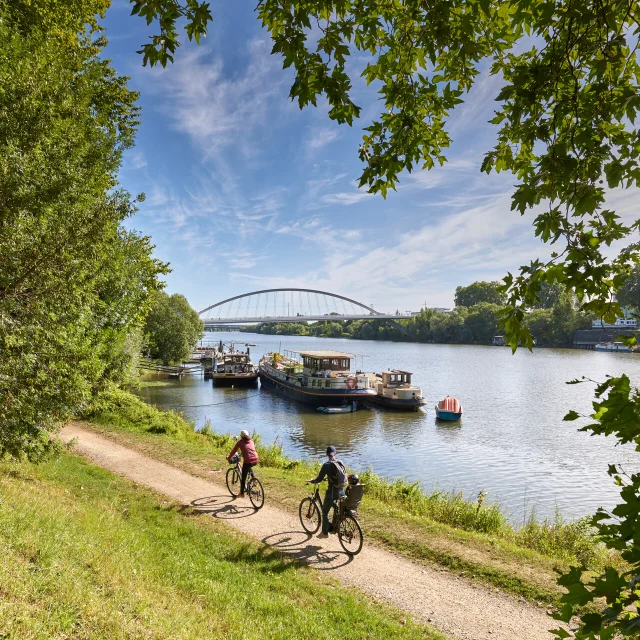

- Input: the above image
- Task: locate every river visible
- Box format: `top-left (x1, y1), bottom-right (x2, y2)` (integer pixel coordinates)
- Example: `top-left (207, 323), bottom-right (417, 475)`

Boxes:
top-left (136, 331), bottom-right (640, 524)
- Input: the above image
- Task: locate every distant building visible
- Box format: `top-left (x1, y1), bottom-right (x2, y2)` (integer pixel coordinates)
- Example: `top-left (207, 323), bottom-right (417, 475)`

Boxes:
top-left (591, 308), bottom-right (638, 329)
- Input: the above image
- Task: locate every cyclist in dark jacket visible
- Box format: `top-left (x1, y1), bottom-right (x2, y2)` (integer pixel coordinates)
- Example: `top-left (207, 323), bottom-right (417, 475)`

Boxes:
top-left (307, 445), bottom-right (346, 538)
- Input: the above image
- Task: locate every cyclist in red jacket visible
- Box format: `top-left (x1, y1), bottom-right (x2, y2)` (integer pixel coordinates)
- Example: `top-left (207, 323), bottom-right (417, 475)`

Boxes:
top-left (227, 430), bottom-right (259, 497)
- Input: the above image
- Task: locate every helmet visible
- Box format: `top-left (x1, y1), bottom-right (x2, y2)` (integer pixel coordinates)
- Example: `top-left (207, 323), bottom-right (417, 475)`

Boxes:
top-left (348, 473), bottom-right (359, 486)
top-left (240, 429), bottom-right (250, 439)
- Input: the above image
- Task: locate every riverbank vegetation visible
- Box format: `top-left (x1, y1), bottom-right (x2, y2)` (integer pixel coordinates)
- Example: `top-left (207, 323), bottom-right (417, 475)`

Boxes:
top-left (242, 281), bottom-right (593, 348)
top-left (0, 452), bottom-right (437, 639)
top-left (80, 388), bottom-right (622, 608)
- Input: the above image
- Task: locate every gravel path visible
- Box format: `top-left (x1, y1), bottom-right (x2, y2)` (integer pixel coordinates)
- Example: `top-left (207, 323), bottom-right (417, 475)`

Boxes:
top-left (61, 424), bottom-right (561, 640)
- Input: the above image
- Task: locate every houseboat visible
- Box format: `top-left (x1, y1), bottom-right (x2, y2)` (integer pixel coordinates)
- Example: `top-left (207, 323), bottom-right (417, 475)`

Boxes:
top-left (258, 350), bottom-right (376, 408)
top-left (366, 370), bottom-right (426, 411)
top-left (210, 345), bottom-right (259, 385)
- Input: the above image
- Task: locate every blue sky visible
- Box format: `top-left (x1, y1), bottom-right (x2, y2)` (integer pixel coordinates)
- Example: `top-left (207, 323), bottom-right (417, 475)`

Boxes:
top-left (102, 1), bottom-right (636, 314)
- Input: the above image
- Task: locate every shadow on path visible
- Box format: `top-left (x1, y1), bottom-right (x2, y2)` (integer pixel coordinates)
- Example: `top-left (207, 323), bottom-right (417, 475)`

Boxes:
top-left (262, 530), bottom-right (353, 570)
top-left (190, 495), bottom-right (257, 520)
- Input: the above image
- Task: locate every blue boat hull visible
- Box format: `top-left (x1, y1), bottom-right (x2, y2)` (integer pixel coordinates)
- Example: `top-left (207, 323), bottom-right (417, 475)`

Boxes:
top-left (434, 406), bottom-right (462, 421)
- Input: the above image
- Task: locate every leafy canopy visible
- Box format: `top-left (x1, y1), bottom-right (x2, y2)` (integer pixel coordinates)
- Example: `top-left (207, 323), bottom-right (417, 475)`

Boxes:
top-left (455, 281), bottom-right (506, 307)
top-left (0, 0), bottom-right (167, 461)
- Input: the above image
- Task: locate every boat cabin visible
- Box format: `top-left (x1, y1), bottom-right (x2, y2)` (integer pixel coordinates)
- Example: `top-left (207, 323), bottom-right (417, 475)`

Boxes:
top-left (381, 370), bottom-right (412, 387)
top-left (295, 350), bottom-right (354, 376)
top-left (216, 351), bottom-right (254, 373)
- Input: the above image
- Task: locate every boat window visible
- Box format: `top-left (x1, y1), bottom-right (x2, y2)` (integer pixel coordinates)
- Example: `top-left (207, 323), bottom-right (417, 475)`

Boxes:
top-left (311, 379), bottom-right (316, 387)
top-left (325, 380), bottom-right (331, 388)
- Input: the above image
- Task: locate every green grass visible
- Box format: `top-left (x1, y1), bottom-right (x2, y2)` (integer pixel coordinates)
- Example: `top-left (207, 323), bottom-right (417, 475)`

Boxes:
top-left (79, 387), bottom-right (622, 609)
top-left (0, 453), bottom-right (442, 640)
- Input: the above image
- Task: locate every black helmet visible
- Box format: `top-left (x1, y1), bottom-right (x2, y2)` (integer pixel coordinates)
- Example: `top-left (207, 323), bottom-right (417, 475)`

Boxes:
top-left (348, 473), bottom-right (359, 486)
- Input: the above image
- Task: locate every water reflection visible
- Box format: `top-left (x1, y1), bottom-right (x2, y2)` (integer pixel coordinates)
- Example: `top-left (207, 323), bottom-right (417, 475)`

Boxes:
top-left (136, 331), bottom-right (640, 523)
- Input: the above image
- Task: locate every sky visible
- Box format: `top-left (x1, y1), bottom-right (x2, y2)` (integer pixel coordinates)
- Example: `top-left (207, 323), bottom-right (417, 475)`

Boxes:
top-left (101, 1), bottom-right (636, 315)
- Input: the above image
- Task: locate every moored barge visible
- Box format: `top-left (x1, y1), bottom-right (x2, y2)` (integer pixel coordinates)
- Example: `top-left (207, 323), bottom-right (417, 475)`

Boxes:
top-left (366, 370), bottom-right (426, 411)
top-left (258, 350), bottom-right (376, 408)
top-left (211, 345), bottom-right (259, 386)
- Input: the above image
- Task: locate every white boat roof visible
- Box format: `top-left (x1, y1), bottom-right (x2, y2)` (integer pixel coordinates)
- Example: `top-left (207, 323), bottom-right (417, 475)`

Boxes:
top-left (382, 370), bottom-right (413, 375)
top-left (293, 350), bottom-right (355, 358)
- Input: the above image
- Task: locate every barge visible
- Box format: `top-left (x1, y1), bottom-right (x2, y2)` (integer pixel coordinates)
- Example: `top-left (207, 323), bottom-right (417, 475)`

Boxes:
top-left (211, 345), bottom-right (259, 386)
top-left (258, 350), bottom-right (376, 408)
top-left (366, 370), bottom-right (426, 411)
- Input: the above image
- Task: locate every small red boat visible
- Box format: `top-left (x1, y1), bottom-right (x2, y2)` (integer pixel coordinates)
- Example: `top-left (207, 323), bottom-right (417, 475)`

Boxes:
top-left (435, 396), bottom-right (463, 421)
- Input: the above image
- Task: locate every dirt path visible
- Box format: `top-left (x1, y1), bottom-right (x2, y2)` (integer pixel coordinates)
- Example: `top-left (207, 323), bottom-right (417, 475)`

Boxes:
top-left (60, 424), bottom-right (560, 640)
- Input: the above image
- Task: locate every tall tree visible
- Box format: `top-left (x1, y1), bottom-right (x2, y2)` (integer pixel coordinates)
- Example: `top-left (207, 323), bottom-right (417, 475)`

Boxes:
top-left (0, 0), bottom-right (167, 461)
top-left (455, 282), bottom-right (505, 308)
top-left (144, 293), bottom-right (203, 365)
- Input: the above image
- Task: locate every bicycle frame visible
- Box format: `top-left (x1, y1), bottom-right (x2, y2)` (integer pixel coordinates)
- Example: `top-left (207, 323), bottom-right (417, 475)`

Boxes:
top-left (307, 483), bottom-right (343, 529)
top-left (231, 460), bottom-right (256, 481)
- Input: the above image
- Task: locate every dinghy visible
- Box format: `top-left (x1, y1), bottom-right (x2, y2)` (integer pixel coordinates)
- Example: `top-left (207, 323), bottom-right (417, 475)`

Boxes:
top-left (435, 396), bottom-right (462, 421)
top-left (317, 404), bottom-right (357, 414)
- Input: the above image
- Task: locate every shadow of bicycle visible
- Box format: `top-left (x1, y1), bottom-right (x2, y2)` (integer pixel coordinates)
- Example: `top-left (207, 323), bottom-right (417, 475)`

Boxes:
top-left (190, 495), bottom-right (257, 520)
top-left (262, 530), bottom-right (353, 570)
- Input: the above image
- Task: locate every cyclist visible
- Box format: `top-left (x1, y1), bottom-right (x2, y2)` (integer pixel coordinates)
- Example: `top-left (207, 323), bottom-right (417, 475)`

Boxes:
top-left (227, 430), bottom-right (259, 498)
top-left (307, 445), bottom-right (347, 538)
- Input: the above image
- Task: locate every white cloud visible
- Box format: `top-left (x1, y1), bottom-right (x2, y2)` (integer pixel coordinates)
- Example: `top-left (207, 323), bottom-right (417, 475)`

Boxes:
top-left (320, 190), bottom-right (374, 205)
top-left (306, 127), bottom-right (341, 150)
top-left (147, 39), bottom-right (289, 157)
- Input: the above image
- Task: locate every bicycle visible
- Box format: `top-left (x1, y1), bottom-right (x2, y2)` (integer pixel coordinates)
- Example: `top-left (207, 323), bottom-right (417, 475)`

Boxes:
top-left (299, 482), bottom-right (364, 556)
top-left (226, 453), bottom-right (264, 509)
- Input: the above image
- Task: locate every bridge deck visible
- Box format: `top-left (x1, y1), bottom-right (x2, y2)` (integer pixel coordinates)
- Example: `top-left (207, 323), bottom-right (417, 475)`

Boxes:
top-left (202, 314), bottom-right (412, 325)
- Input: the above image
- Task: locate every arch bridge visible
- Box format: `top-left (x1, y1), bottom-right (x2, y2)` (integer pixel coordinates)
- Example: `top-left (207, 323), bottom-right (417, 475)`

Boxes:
top-left (198, 288), bottom-right (411, 332)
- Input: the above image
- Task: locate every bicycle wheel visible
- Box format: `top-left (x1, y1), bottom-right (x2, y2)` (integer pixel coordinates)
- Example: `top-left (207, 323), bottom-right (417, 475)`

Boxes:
top-left (338, 514), bottom-right (363, 556)
top-left (299, 497), bottom-right (321, 534)
top-left (226, 467), bottom-right (241, 496)
top-left (247, 477), bottom-right (264, 509)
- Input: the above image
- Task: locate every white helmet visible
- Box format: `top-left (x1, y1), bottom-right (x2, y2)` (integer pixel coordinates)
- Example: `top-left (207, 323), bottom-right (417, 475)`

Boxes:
top-left (240, 429), bottom-right (250, 439)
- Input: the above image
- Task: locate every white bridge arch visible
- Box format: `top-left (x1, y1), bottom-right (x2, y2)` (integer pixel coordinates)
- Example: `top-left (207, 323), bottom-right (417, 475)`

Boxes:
top-left (198, 288), bottom-right (411, 332)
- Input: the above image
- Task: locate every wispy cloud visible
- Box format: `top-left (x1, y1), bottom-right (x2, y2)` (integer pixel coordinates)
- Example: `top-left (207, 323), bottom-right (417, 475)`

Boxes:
top-left (146, 39), bottom-right (290, 157)
top-left (306, 126), bottom-right (341, 150)
top-left (321, 190), bottom-right (374, 205)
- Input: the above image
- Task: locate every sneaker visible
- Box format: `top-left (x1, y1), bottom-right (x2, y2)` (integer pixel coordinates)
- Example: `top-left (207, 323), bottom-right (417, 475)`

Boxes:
top-left (317, 533), bottom-right (329, 539)
top-left (239, 493), bottom-right (245, 498)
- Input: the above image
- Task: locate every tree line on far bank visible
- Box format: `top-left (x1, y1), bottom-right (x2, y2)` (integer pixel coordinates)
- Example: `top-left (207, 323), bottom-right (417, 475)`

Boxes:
top-left (240, 281), bottom-right (593, 347)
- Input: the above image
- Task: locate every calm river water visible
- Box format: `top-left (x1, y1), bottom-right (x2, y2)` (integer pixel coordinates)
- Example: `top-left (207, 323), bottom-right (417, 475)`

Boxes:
top-left (136, 331), bottom-right (640, 524)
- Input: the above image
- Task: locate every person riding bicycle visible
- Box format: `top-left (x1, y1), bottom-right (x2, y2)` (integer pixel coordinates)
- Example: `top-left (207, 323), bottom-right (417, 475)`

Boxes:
top-left (227, 430), bottom-right (259, 498)
top-left (307, 445), bottom-right (347, 538)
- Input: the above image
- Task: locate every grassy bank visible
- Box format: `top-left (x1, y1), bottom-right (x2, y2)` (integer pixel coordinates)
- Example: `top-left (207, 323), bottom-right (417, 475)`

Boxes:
top-left (0, 451), bottom-right (441, 639)
top-left (80, 388), bottom-right (620, 608)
